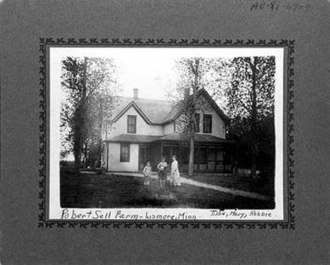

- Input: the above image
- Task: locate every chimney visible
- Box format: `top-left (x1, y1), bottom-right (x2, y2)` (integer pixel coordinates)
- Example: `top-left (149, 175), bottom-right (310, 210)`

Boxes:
top-left (133, 88), bottom-right (138, 100)
top-left (184, 87), bottom-right (190, 100)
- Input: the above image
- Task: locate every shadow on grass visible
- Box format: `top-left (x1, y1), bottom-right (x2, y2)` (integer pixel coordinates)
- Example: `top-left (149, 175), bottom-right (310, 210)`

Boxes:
top-left (188, 173), bottom-right (275, 197)
top-left (60, 172), bottom-right (275, 209)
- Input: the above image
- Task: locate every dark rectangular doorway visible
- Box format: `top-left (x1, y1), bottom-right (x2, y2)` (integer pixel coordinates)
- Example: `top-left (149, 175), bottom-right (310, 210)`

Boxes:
top-left (138, 144), bottom-right (149, 171)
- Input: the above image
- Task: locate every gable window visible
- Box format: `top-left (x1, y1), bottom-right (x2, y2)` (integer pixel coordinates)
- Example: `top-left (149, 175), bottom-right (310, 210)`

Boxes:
top-left (195, 113), bottom-right (200, 133)
top-left (120, 143), bottom-right (130, 162)
top-left (127, 115), bottom-right (137, 133)
top-left (203, 114), bottom-right (212, 133)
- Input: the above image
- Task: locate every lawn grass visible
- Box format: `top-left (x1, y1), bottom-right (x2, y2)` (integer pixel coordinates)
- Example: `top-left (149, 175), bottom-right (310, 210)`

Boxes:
top-left (61, 172), bottom-right (275, 209)
top-left (187, 173), bottom-right (275, 197)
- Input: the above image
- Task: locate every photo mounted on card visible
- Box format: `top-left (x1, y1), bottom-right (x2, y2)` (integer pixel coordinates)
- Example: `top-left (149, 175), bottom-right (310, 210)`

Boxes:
top-left (40, 39), bottom-right (294, 228)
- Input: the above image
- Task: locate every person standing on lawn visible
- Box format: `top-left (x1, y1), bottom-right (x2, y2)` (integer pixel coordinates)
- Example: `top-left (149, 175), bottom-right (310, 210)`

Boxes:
top-left (143, 161), bottom-right (152, 186)
top-left (170, 155), bottom-right (181, 186)
top-left (157, 157), bottom-right (168, 187)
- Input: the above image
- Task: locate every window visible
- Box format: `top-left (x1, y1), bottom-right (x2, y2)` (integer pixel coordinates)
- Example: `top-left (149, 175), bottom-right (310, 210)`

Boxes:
top-left (194, 147), bottom-right (207, 163)
top-left (216, 150), bottom-right (223, 161)
top-left (195, 113), bottom-right (200, 132)
top-left (120, 143), bottom-right (130, 162)
top-left (208, 149), bottom-right (216, 161)
top-left (203, 114), bottom-right (212, 133)
top-left (181, 147), bottom-right (189, 163)
top-left (127, 115), bottom-right (136, 133)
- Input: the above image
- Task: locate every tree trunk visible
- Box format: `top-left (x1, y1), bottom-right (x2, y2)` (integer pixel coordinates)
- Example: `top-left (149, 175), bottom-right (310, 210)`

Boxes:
top-left (251, 143), bottom-right (257, 177)
top-left (99, 100), bottom-right (103, 162)
top-left (73, 153), bottom-right (81, 170)
top-left (187, 58), bottom-right (199, 177)
top-left (74, 57), bottom-right (88, 170)
top-left (83, 142), bottom-right (88, 168)
top-left (250, 57), bottom-right (258, 178)
top-left (73, 128), bottom-right (82, 170)
top-left (188, 135), bottom-right (194, 176)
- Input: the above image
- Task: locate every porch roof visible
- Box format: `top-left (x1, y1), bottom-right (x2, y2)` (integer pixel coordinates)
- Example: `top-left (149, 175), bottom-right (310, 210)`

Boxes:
top-left (104, 133), bottom-right (234, 144)
top-left (104, 134), bottom-right (161, 143)
top-left (157, 133), bottom-right (232, 143)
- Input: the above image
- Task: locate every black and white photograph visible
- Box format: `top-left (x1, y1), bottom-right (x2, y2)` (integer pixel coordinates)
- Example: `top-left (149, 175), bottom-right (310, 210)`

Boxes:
top-left (4, 0), bottom-right (330, 262)
top-left (49, 47), bottom-right (284, 221)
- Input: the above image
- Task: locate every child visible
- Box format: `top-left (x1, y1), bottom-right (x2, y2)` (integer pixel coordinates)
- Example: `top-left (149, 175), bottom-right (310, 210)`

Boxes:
top-left (143, 161), bottom-right (152, 186)
top-left (157, 157), bottom-right (168, 187)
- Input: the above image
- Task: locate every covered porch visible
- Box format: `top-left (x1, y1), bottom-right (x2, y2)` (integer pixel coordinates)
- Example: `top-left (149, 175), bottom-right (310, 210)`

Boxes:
top-left (103, 133), bottom-right (235, 173)
top-left (139, 133), bottom-right (235, 173)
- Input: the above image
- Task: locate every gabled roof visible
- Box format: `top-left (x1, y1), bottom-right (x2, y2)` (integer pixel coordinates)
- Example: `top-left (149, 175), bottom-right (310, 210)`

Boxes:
top-left (111, 101), bottom-right (152, 124)
top-left (110, 96), bottom-right (175, 124)
top-left (162, 88), bottom-right (229, 123)
top-left (198, 89), bottom-right (229, 122)
top-left (110, 88), bottom-right (228, 125)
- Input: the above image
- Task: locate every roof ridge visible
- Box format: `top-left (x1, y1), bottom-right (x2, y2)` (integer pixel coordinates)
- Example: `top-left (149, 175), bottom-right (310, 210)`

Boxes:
top-left (116, 95), bottom-right (173, 102)
top-left (111, 88), bottom-right (228, 124)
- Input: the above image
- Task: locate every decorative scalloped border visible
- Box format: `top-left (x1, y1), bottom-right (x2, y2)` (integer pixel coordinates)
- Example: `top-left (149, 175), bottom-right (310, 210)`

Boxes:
top-left (39, 38), bottom-right (295, 229)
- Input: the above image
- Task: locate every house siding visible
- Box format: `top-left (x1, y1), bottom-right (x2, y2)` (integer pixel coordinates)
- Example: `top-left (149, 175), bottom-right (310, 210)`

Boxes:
top-left (172, 95), bottom-right (226, 138)
top-left (102, 91), bottom-right (230, 173)
top-left (196, 95), bottom-right (226, 138)
top-left (106, 106), bottom-right (163, 138)
top-left (107, 142), bottom-right (139, 171)
top-left (196, 109), bottom-right (226, 138)
top-left (174, 110), bottom-right (226, 139)
top-left (163, 122), bottom-right (174, 134)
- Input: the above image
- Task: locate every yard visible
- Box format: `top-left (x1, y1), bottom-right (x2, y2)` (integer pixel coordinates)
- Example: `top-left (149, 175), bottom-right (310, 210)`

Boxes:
top-left (60, 171), bottom-right (275, 209)
top-left (187, 172), bottom-right (274, 197)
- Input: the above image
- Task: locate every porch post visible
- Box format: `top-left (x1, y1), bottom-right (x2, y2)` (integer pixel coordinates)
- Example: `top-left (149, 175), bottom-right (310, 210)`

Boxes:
top-left (106, 143), bottom-right (109, 171)
top-left (197, 145), bottom-right (200, 171)
top-left (206, 146), bottom-right (208, 171)
top-left (160, 142), bottom-right (163, 158)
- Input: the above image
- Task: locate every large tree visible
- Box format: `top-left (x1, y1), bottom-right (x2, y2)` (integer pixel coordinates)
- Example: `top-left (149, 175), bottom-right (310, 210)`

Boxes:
top-left (217, 56), bottom-right (276, 177)
top-left (61, 57), bottom-right (118, 169)
top-left (173, 57), bottom-right (214, 176)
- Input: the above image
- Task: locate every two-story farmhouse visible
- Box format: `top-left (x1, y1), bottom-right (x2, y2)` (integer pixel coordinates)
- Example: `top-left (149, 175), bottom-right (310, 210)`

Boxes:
top-left (102, 88), bottom-right (233, 173)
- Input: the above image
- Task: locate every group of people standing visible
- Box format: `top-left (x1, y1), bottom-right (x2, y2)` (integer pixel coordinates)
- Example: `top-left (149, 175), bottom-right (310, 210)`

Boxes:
top-left (142, 156), bottom-right (181, 187)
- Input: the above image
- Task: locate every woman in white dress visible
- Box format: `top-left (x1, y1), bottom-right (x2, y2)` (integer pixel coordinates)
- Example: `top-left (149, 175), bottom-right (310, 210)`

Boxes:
top-left (170, 155), bottom-right (181, 186)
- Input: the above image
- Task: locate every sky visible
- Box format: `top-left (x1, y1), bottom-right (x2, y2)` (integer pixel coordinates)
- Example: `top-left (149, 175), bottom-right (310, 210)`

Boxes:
top-left (53, 47), bottom-right (284, 100)
top-left (114, 50), bottom-right (177, 99)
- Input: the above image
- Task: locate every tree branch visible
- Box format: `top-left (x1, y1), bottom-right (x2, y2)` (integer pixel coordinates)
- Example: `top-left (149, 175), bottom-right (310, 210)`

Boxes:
top-left (85, 77), bottom-right (105, 99)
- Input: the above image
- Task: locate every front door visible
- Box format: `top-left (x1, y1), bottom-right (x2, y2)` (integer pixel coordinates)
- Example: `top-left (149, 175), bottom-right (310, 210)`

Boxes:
top-left (138, 144), bottom-right (149, 171)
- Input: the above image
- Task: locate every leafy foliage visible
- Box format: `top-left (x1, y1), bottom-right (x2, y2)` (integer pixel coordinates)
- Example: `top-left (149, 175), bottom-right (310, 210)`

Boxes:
top-left (173, 56), bottom-right (276, 177)
top-left (223, 56), bottom-right (276, 176)
top-left (61, 57), bottom-right (119, 168)
top-left (173, 58), bottom-right (216, 134)
top-left (173, 57), bottom-right (216, 176)
top-left (226, 57), bottom-right (275, 119)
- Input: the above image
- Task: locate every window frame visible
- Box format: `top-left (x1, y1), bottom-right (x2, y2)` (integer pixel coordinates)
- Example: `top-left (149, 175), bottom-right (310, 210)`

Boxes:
top-left (120, 143), bottom-right (130, 162)
top-left (195, 113), bottom-right (200, 133)
top-left (203, 114), bottom-right (212, 133)
top-left (194, 147), bottom-right (207, 164)
top-left (127, 115), bottom-right (137, 133)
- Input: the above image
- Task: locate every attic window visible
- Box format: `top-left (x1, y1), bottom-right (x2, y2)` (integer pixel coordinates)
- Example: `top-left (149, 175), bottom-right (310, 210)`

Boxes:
top-left (127, 115), bottom-right (136, 133)
top-left (203, 114), bottom-right (212, 133)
